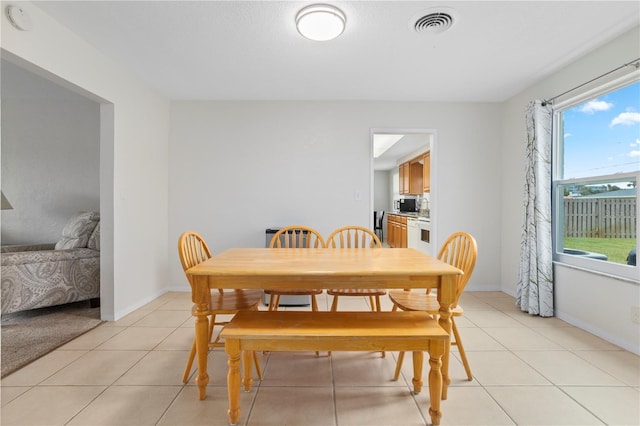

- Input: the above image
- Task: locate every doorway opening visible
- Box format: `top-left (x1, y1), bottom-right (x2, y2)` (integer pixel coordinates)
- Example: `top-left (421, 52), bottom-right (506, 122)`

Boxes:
top-left (1, 51), bottom-right (115, 320)
top-left (370, 128), bottom-right (437, 249)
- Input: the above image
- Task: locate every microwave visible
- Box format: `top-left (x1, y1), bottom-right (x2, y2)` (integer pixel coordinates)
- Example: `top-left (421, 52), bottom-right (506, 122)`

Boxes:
top-left (398, 198), bottom-right (417, 212)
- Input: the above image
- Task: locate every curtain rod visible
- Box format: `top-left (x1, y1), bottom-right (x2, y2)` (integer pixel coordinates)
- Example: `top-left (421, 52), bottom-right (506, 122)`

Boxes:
top-left (542, 57), bottom-right (640, 106)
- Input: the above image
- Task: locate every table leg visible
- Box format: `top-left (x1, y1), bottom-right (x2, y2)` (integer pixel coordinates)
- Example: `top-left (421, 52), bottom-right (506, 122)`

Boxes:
top-left (226, 339), bottom-right (241, 425)
top-left (411, 351), bottom-right (423, 394)
top-left (194, 303), bottom-right (210, 400)
top-left (428, 340), bottom-right (444, 426)
top-left (437, 275), bottom-right (455, 400)
top-left (242, 350), bottom-right (253, 392)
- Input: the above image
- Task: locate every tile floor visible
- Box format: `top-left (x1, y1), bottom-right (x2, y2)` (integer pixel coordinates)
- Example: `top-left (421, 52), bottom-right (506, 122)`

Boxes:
top-left (1, 291), bottom-right (639, 425)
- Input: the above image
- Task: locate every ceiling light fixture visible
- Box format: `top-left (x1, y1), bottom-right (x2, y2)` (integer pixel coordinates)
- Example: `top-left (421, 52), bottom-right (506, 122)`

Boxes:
top-left (296, 4), bottom-right (346, 41)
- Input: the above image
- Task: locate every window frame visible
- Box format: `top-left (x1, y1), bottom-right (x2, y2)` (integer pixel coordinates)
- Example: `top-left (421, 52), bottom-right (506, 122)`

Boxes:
top-left (551, 71), bottom-right (639, 283)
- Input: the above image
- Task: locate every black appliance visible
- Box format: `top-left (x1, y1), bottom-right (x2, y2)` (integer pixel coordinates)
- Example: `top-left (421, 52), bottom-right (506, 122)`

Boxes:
top-left (399, 198), bottom-right (417, 212)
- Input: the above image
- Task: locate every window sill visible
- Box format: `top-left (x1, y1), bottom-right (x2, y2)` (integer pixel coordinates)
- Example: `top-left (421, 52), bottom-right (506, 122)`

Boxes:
top-left (553, 261), bottom-right (639, 285)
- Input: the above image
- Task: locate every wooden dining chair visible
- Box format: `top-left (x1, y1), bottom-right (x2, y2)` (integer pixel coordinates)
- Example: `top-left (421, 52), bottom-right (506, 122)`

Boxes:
top-left (388, 231), bottom-right (478, 381)
top-left (264, 225), bottom-right (326, 311)
top-left (326, 225), bottom-right (386, 312)
top-left (325, 225), bottom-right (385, 357)
top-left (178, 230), bottom-right (264, 384)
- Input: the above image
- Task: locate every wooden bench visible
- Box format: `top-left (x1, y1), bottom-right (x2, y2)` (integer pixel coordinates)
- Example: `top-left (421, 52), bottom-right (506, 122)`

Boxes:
top-left (220, 310), bottom-right (450, 425)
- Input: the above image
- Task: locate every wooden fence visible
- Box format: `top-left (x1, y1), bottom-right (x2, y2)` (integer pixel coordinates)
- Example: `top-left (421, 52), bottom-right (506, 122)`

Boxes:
top-left (564, 197), bottom-right (636, 238)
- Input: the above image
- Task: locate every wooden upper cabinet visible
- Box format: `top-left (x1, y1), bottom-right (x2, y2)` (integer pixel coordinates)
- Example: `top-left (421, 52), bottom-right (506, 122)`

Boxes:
top-left (409, 159), bottom-right (423, 195)
top-left (398, 155), bottom-right (424, 195)
top-left (402, 163), bottom-right (410, 194)
top-left (423, 152), bottom-right (431, 193)
top-left (399, 163), bottom-right (410, 194)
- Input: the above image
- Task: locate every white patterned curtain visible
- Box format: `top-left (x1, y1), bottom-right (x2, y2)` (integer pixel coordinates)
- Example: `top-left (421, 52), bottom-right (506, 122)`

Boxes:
top-left (517, 100), bottom-right (554, 317)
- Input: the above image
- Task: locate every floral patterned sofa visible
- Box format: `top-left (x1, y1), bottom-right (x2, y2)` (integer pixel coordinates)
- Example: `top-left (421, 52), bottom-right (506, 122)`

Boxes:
top-left (1, 212), bottom-right (100, 315)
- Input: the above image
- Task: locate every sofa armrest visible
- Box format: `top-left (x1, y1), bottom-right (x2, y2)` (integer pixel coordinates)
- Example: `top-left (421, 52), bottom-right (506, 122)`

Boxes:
top-left (1, 243), bottom-right (56, 253)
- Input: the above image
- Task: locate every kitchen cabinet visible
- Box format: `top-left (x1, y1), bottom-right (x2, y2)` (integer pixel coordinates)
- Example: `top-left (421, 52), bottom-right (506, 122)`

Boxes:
top-left (423, 152), bottom-right (430, 193)
top-left (409, 158), bottom-right (423, 194)
top-left (386, 214), bottom-right (407, 248)
top-left (399, 163), bottom-right (410, 194)
top-left (398, 156), bottom-right (424, 195)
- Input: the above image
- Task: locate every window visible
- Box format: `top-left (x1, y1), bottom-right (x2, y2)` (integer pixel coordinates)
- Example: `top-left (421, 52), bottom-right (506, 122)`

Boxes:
top-left (552, 76), bottom-right (639, 281)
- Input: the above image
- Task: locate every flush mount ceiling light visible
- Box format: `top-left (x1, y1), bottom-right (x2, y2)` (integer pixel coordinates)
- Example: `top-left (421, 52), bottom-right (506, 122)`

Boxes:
top-left (296, 4), bottom-right (346, 41)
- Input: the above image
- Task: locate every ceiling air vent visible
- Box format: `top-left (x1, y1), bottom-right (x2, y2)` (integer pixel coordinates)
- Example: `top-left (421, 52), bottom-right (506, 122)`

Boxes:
top-left (412, 9), bottom-right (457, 35)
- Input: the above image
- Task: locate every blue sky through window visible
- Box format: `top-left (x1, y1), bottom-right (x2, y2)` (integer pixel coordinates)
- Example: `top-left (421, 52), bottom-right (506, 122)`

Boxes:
top-left (562, 81), bottom-right (640, 180)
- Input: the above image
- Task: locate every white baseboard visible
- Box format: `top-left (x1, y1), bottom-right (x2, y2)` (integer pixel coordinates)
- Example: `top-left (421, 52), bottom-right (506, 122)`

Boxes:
top-left (555, 310), bottom-right (640, 356)
top-left (166, 285), bottom-right (190, 292)
top-left (109, 288), bottom-right (168, 321)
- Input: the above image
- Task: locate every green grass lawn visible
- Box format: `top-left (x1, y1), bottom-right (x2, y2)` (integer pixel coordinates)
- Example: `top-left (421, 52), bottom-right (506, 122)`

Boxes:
top-left (564, 237), bottom-right (636, 264)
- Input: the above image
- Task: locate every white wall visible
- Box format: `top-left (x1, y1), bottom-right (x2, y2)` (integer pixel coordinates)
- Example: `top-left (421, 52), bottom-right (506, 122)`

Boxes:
top-left (500, 26), bottom-right (640, 353)
top-left (390, 168), bottom-right (400, 210)
top-left (373, 170), bottom-right (390, 213)
top-left (1, 1), bottom-right (171, 320)
top-left (168, 101), bottom-right (502, 291)
top-left (1, 60), bottom-right (100, 244)
top-left (373, 170), bottom-right (390, 242)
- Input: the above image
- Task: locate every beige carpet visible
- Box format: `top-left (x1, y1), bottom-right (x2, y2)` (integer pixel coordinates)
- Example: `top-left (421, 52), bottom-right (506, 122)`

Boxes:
top-left (1, 300), bottom-right (102, 378)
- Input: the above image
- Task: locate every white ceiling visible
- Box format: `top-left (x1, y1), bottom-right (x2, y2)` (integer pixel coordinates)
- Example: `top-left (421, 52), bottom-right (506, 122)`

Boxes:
top-left (31, 1), bottom-right (640, 102)
top-left (1, 59), bottom-right (93, 101)
top-left (374, 133), bottom-right (430, 171)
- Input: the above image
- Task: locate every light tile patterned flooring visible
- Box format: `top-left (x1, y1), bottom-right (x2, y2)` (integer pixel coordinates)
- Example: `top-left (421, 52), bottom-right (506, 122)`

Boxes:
top-left (1, 291), bottom-right (639, 425)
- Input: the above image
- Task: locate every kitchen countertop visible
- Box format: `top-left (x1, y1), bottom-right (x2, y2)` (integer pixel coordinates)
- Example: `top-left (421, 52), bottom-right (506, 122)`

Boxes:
top-left (388, 211), bottom-right (430, 221)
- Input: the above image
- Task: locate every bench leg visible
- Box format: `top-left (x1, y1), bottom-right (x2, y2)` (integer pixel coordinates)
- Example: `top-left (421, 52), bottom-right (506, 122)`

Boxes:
top-left (226, 339), bottom-right (241, 425)
top-left (411, 351), bottom-right (423, 394)
top-left (428, 341), bottom-right (445, 426)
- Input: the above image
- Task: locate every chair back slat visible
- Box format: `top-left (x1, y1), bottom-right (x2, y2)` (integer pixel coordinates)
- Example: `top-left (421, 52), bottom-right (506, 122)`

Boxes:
top-left (326, 226), bottom-right (382, 249)
top-left (269, 225), bottom-right (325, 249)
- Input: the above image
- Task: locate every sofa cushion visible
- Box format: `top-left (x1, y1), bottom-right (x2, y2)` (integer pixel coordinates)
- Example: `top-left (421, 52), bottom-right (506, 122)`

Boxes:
top-left (55, 212), bottom-right (100, 250)
top-left (87, 222), bottom-right (100, 250)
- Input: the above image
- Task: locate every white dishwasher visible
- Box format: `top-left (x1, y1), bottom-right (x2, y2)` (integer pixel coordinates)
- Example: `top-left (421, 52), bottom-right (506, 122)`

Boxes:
top-left (416, 217), bottom-right (432, 256)
top-left (407, 218), bottom-right (421, 249)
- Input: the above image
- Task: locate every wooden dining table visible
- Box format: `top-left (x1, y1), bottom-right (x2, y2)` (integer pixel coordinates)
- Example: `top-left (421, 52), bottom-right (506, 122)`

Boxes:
top-left (186, 247), bottom-right (463, 402)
